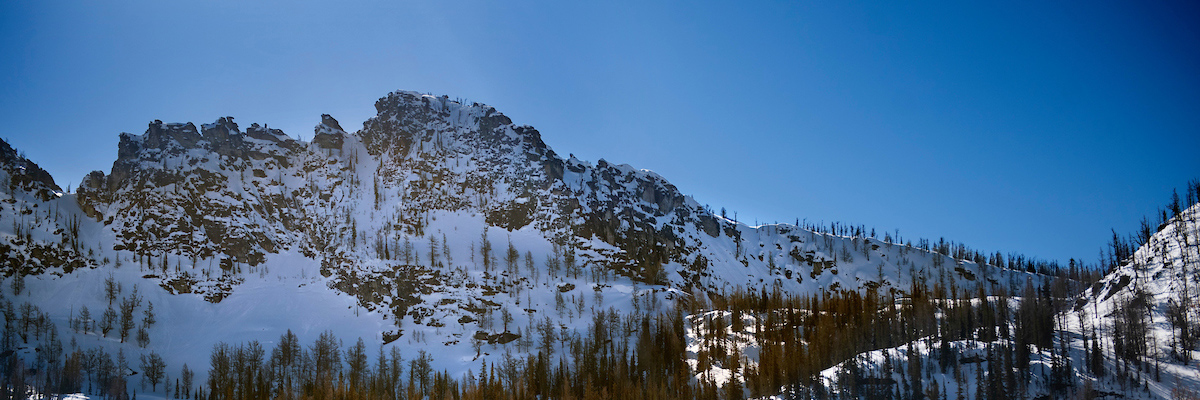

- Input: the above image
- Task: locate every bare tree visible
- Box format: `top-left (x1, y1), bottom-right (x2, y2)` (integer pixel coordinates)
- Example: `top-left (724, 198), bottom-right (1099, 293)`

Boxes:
top-left (141, 351), bottom-right (166, 392)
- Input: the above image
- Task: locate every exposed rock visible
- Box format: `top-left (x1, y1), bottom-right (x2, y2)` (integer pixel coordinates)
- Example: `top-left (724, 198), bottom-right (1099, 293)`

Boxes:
top-left (0, 137), bottom-right (61, 200)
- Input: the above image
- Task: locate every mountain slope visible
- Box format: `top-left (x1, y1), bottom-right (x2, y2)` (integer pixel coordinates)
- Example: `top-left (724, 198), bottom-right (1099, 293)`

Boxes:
top-left (0, 91), bottom-right (1060, 397)
top-left (797, 202), bottom-right (1200, 399)
top-left (69, 91), bottom-right (1040, 303)
top-left (0, 138), bottom-right (91, 277)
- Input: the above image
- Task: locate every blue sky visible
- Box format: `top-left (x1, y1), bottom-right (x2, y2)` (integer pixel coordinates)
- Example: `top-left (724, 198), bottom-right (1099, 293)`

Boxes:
top-left (2, 1), bottom-right (1197, 266)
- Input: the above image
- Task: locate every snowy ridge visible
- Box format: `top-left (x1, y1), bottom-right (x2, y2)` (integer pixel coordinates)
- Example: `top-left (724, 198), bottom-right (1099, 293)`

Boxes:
top-left (1067, 201), bottom-right (1200, 396)
top-left (68, 90), bottom-right (1043, 302)
top-left (0, 91), bottom-right (1061, 397)
top-left (797, 202), bottom-right (1200, 399)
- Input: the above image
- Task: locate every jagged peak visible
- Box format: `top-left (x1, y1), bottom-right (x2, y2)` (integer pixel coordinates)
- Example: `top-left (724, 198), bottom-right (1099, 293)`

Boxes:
top-left (313, 114), bottom-right (347, 150)
top-left (119, 116), bottom-right (299, 154)
top-left (0, 137), bottom-right (61, 197)
top-left (148, 119), bottom-right (200, 136)
top-left (200, 116), bottom-right (239, 134)
top-left (593, 158), bottom-right (673, 188)
top-left (567, 154), bottom-right (590, 168)
top-left (375, 90), bottom-right (497, 117)
top-left (360, 91), bottom-right (525, 157)
top-left (317, 114), bottom-right (345, 135)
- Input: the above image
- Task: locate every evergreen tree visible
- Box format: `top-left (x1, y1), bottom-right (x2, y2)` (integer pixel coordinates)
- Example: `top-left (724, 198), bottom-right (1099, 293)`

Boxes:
top-left (346, 338), bottom-right (368, 396)
top-left (480, 228), bottom-right (493, 272)
top-left (119, 297), bottom-right (136, 343)
top-left (506, 236), bottom-right (519, 276)
top-left (78, 306), bottom-right (91, 334)
top-left (428, 234), bottom-right (440, 267)
top-left (181, 363), bottom-right (193, 399)
top-left (142, 301), bottom-right (156, 328)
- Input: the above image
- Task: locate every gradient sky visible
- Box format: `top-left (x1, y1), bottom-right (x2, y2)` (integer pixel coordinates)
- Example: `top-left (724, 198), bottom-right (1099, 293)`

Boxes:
top-left (2, 1), bottom-right (1197, 266)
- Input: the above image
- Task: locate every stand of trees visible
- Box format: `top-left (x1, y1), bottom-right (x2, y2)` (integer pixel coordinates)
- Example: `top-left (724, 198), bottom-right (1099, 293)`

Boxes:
top-left (1102, 180), bottom-right (1200, 390)
top-left (716, 277), bottom-right (1071, 399)
top-left (5, 181), bottom-right (1197, 400)
top-left (195, 310), bottom-right (688, 400)
top-left (183, 275), bottom-right (1089, 400)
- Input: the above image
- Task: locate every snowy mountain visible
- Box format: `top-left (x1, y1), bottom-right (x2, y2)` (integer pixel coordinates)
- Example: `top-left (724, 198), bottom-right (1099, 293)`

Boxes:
top-left (68, 91), bottom-right (1040, 303)
top-left (0, 90), bottom-right (1096, 398)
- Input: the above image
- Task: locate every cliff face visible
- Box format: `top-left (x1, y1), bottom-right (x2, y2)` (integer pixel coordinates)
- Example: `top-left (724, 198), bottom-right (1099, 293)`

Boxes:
top-left (0, 137), bottom-right (60, 200)
top-left (0, 138), bottom-right (90, 277)
top-left (357, 92), bottom-right (702, 270)
top-left (72, 91), bottom-right (711, 278)
top-left (77, 117), bottom-right (309, 267)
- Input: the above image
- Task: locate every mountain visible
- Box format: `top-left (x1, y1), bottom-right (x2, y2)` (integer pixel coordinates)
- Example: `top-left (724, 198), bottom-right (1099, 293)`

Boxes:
top-left (69, 91), bottom-right (1038, 301)
top-left (0, 90), bottom-right (1150, 399)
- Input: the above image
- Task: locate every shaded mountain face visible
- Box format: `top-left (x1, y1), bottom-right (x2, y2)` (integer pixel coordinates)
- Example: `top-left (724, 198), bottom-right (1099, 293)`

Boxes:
top-left (21, 90), bottom-right (1038, 327)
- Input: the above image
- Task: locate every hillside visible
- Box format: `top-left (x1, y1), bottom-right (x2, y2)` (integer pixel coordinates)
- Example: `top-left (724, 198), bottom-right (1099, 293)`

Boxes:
top-left (798, 202), bottom-right (1200, 399)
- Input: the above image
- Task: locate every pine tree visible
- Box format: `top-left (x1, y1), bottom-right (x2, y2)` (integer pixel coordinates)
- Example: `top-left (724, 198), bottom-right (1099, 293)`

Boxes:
top-left (143, 301), bottom-right (156, 328)
top-left (506, 237), bottom-right (519, 276)
top-left (440, 233), bottom-right (453, 266)
top-left (9, 274), bottom-right (23, 296)
top-left (346, 338), bottom-right (368, 395)
top-left (480, 228), bottom-right (493, 272)
top-left (119, 297), bottom-right (136, 343)
top-left (78, 306), bottom-right (91, 334)
top-left (104, 275), bottom-right (120, 306)
top-left (525, 251), bottom-right (537, 282)
top-left (429, 234), bottom-right (440, 267)
top-left (181, 363), bottom-right (193, 399)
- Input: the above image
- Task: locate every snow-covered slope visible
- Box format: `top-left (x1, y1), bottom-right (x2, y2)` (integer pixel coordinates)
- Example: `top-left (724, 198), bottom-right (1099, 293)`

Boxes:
top-left (1067, 201), bottom-right (1200, 397)
top-left (0, 138), bottom-right (92, 277)
top-left (794, 202), bottom-right (1200, 399)
top-left (0, 91), bottom-right (1057, 397)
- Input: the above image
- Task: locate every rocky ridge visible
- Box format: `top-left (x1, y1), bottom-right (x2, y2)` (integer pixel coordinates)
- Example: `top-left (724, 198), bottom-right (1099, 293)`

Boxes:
top-left (13, 90), bottom-right (1042, 335)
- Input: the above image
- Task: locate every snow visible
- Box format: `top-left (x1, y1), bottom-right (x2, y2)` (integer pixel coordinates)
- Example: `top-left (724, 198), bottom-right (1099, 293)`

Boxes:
top-left (763, 203), bottom-right (1200, 399)
top-left (0, 90), bottom-right (1141, 398)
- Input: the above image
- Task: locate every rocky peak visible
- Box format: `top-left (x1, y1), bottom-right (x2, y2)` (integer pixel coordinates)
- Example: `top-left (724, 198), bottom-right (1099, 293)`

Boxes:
top-left (312, 114), bottom-right (346, 150)
top-left (0, 137), bottom-right (61, 199)
top-left (319, 114), bottom-right (345, 133)
top-left (360, 91), bottom-right (552, 158)
top-left (143, 120), bottom-right (202, 150)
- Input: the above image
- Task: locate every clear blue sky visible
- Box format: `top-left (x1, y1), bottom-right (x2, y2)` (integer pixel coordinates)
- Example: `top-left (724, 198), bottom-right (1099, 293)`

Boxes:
top-left (2, 1), bottom-right (1197, 266)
